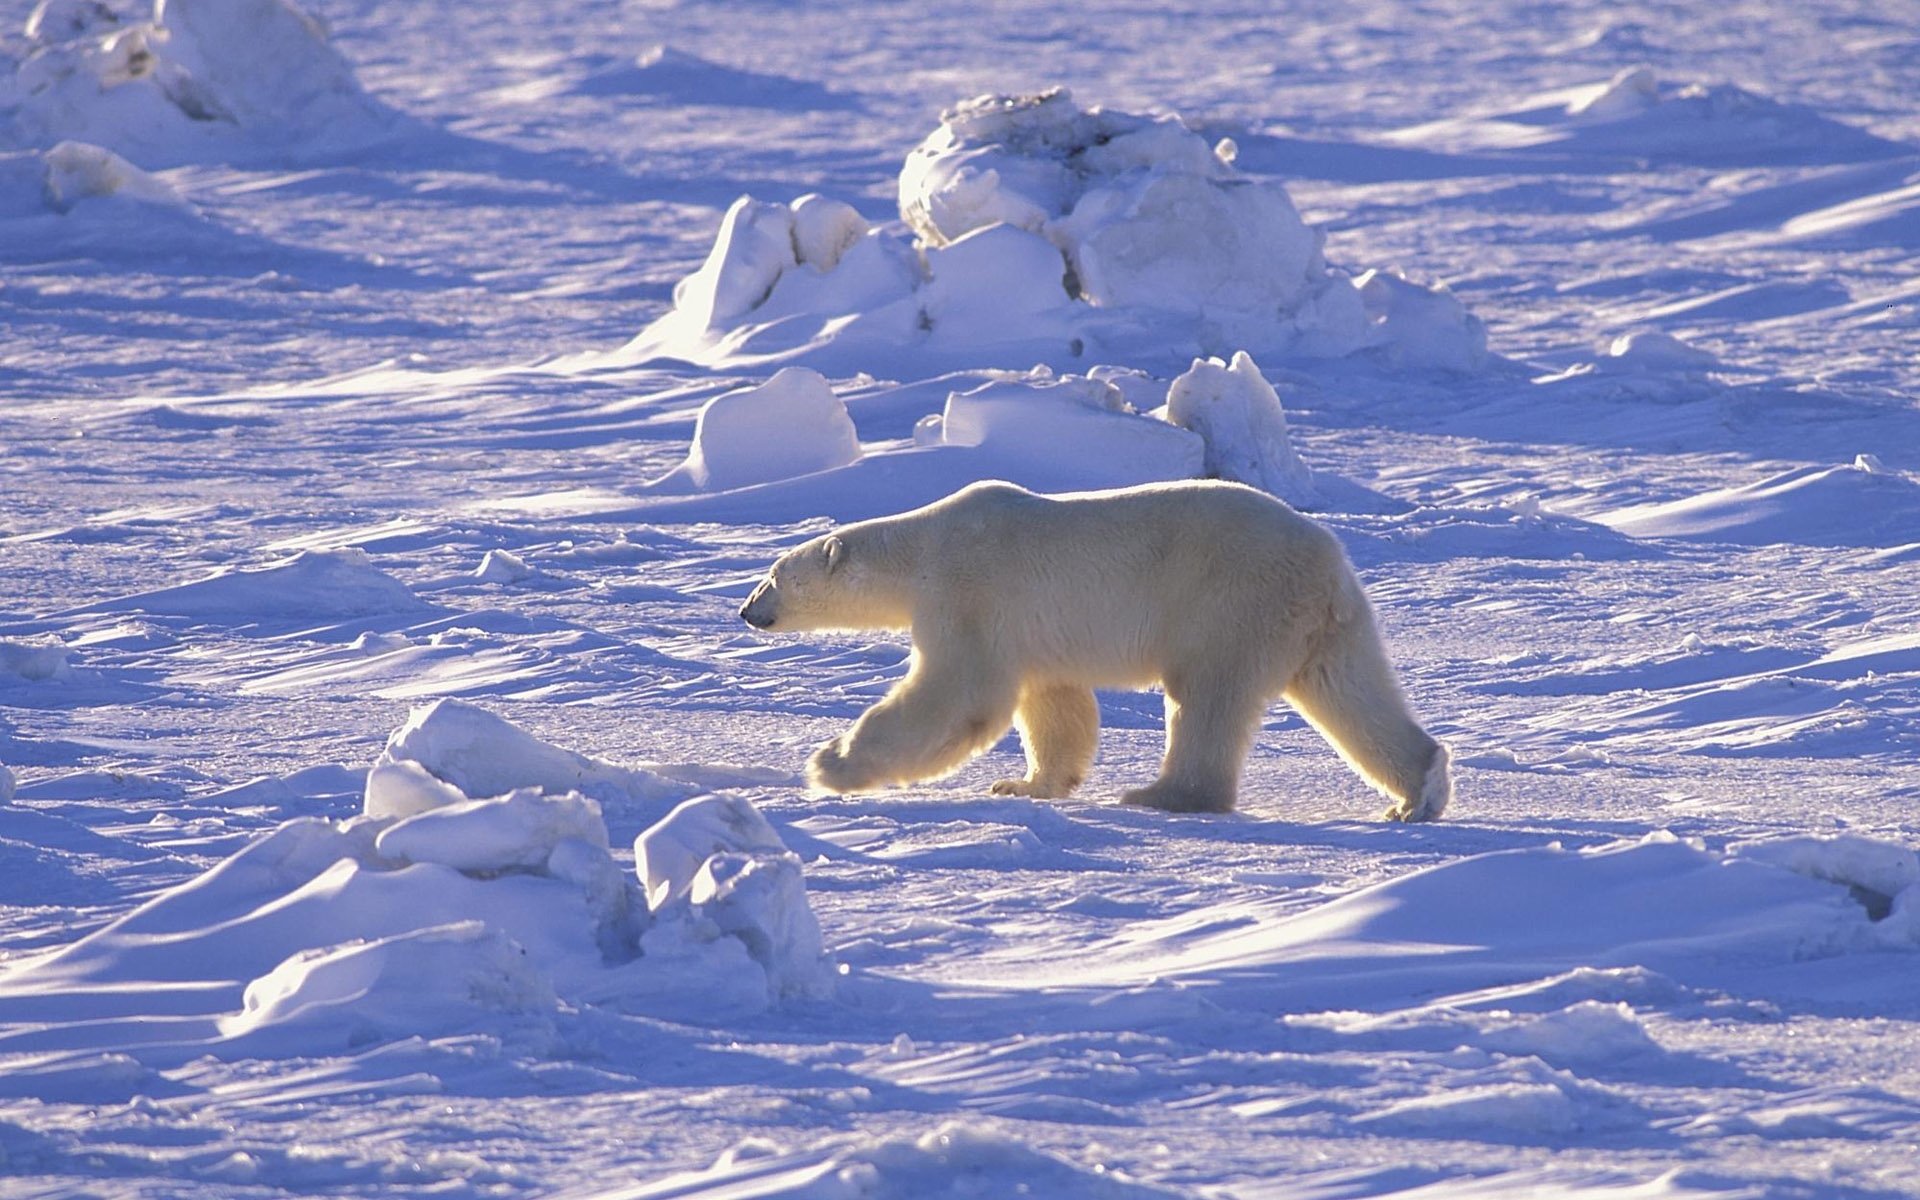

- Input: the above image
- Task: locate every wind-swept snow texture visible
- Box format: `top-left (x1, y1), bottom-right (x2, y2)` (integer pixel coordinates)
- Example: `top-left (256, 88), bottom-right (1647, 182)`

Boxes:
top-left (3, 0), bottom-right (1920, 1197)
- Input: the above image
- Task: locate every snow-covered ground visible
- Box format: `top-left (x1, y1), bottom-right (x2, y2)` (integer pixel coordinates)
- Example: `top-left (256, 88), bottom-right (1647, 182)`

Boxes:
top-left (4, 0), bottom-right (1919, 1196)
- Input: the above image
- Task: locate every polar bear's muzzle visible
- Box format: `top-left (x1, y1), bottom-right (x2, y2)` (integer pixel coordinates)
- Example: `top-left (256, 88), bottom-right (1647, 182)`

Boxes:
top-left (740, 579), bottom-right (777, 629)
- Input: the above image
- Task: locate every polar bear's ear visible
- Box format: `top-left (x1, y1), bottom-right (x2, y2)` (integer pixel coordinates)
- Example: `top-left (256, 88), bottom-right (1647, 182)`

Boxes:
top-left (824, 536), bottom-right (847, 574)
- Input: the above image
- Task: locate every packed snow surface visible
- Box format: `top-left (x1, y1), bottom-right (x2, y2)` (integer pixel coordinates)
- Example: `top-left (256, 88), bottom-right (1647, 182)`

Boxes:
top-left (3, 0), bottom-right (1919, 1197)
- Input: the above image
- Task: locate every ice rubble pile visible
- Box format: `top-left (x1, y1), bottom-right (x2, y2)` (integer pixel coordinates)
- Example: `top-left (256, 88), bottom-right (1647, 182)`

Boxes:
top-left (627, 88), bottom-right (1486, 372)
top-left (652, 355), bottom-right (1328, 508)
top-left (1, 0), bottom-right (396, 165)
top-left (0, 699), bottom-right (830, 1058)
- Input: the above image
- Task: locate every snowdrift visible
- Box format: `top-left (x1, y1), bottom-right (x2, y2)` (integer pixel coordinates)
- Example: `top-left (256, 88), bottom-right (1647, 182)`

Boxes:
top-left (961, 832), bottom-right (1920, 1012)
top-left (1598, 455), bottom-right (1920, 548)
top-left (1385, 67), bottom-right (1909, 166)
top-left (622, 90), bottom-right (1487, 374)
top-left (0, 701), bottom-right (830, 1062)
top-left (2, 0), bottom-right (401, 164)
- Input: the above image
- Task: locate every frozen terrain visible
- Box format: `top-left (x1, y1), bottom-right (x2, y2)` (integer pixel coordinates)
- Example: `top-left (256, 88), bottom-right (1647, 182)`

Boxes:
top-left (3, 0), bottom-right (1919, 1197)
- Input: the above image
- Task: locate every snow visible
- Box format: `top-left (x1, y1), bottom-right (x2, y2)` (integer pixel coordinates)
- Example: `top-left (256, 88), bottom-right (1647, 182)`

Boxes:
top-left (3, 0), bottom-right (400, 163)
top-left (1163, 351), bottom-right (1318, 505)
top-left (623, 88), bottom-right (1485, 373)
top-left (663, 367), bottom-right (863, 492)
top-left (4, 0), bottom-right (1920, 1195)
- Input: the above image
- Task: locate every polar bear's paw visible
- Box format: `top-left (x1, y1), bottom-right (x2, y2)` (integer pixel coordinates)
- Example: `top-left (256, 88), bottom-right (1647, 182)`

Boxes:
top-left (990, 776), bottom-right (1079, 799)
top-left (807, 740), bottom-right (880, 795)
top-left (1120, 782), bottom-right (1235, 814)
top-left (1383, 744), bottom-right (1452, 822)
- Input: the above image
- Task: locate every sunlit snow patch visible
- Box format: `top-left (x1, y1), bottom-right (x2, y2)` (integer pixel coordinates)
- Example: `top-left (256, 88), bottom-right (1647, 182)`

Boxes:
top-left (3, 0), bottom-right (402, 164)
top-left (1597, 455), bottom-right (1920, 547)
top-left (621, 89), bottom-right (1486, 374)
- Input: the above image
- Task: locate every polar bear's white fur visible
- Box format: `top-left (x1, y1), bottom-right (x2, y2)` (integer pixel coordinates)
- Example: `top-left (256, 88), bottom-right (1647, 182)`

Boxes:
top-left (740, 480), bottom-right (1451, 821)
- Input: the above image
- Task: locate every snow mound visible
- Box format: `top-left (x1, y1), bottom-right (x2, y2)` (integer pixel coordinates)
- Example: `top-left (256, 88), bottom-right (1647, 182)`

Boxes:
top-left (1731, 833), bottom-right (1920, 924)
top-left (0, 715), bottom-right (831, 1058)
top-left (659, 367), bottom-right (863, 491)
top-left (1357, 1081), bottom-right (1584, 1135)
top-left (218, 921), bottom-right (558, 1045)
top-left (970, 833), bottom-right (1920, 1011)
top-left (1596, 330), bottom-right (1720, 374)
top-left (0, 140), bottom-right (184, 217)
top-left (474, 548), bottom-right (533, 583)
top-left (1163, 351), bottom-right (1317, 505)
top-left (636, 794), bottom-right (830, 1002)
top-left (621, 1122), bottom-right (1184, 1199)
top-left (1481, 1001), bottom-right (1665, 1066)
top-left (89, 547), bottom-right (425, 621)
top-left (4, 0), bottom-right (399, 165)
top-left (374, 697), bottom-right (685, 810)
top-left (1388, 68), bottom-right (1907, 166)
top-left (571, 44), bottom-right (853, 111)
top-left (621, 90), bottom-right (1487, 373)
top-left (1597, 457), bottom-right (1920, 547)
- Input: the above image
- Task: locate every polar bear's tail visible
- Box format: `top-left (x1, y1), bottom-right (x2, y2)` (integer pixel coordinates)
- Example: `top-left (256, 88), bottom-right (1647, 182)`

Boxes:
top-left (1282, 595), bottom-right (1451, 822)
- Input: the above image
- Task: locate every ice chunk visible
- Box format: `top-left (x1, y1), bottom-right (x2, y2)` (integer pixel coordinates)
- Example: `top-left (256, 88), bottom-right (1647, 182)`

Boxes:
top-left (634, 793), bottom-right (789, 911)
top-left (687, 851), bottom-right (828, 1000)
top-left (1164, 351), bottom-right (1318, 505)
top-left (1355, 268), bottom-right (1488, 371)
top-left (921, 223), bottom-right (1075, 342)
top-left (474, 548), bottom-right (533, 583)
top-left (676, 367), bottom-right (862, 491)
top-left (361, 758), bottom-right (466, 821)
top-left (635, 794), bottom-right (830, 1001)
top-left (937, 373), bottom-right (1204, 490)
top-left (790, 192), bottom-right (866, 271)
top-left (671, 197), bottom-right (799, 329)
top-left (219, 921), bottom-right (557, 1045)
top-left (374, 788), bottom-right (610, 874)
top-left (376, 697), bottom-right (673, 806)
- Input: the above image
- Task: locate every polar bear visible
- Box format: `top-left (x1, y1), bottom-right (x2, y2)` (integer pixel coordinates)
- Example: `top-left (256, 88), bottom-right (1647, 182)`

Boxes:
top-left (740, 480), bottom-right (1451, 821)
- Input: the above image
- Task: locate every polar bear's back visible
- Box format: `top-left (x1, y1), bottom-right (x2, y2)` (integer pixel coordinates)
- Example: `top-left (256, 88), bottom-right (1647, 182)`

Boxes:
top-left (914, 480), bottom-right (1355, 688)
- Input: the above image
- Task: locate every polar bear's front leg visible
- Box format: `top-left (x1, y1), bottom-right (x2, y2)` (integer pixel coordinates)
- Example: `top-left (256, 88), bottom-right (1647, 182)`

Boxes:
top-left (992, 682), bottom-right (1098, 798)
top-left (808, 650), bottom-right (1020, 794)
top-left (1122, 673), bottom-right (1264, 814)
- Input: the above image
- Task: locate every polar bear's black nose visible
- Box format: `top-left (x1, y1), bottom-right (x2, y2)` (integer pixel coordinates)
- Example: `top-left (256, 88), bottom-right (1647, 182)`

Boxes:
top-left (741, 580), bottom-right (776, 629)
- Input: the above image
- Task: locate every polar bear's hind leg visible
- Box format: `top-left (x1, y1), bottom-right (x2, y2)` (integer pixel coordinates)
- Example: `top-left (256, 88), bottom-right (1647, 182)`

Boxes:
top-left (1122, 670), bottom-right (1264, 814)
top-left (993, 682), bottom-right (1099, 798)
top-left (1282, 606), bottom-right (1451, 821)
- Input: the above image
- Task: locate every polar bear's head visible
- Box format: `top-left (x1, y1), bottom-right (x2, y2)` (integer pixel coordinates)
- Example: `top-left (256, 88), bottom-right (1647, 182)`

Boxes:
top-left (740, 534), bottom-right (853, 632)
